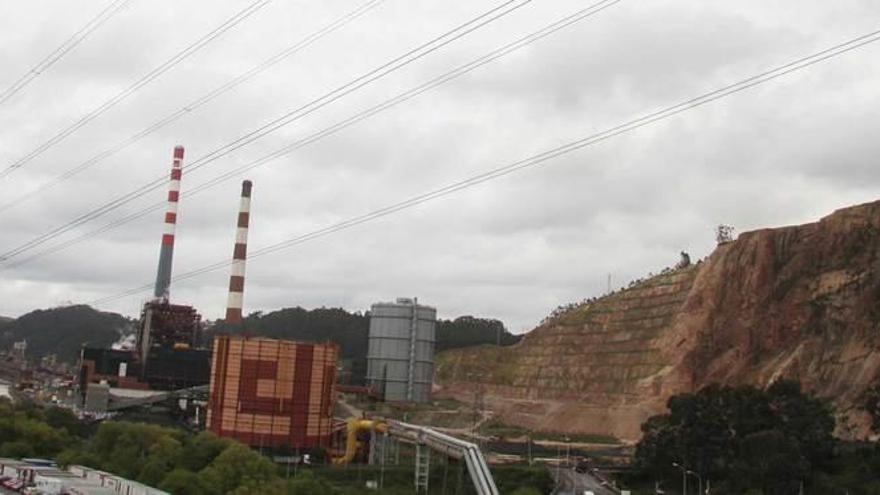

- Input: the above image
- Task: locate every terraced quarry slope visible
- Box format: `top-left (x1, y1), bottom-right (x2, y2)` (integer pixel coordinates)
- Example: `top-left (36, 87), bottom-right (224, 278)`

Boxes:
top-left (436, 199), bottom-right (880, 441)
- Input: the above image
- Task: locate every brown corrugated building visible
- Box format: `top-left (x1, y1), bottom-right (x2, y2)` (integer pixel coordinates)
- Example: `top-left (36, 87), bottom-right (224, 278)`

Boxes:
top-left (206, 335), bottom-right (339, 450)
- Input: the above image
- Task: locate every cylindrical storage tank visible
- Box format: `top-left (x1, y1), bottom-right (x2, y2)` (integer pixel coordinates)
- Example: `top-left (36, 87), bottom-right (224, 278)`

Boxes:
top-left (366, 298), bottom-right (436, 403)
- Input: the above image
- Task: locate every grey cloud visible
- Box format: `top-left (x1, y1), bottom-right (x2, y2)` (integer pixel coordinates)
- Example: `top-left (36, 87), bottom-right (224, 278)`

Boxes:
top-left (1, 0), bottom-right (879, 333)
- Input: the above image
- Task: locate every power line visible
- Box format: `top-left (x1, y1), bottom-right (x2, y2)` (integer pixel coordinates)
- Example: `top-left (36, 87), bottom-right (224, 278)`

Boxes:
top-left (85, 26), bottom-right (880, 307)
top-left (0, 0), bottom-right (533, 262)
top-left (0, 0), bottom-right (387, 214)
top-left (0, 0), bottom-right (135, 107)
top-left (2, 0), bottom-right (615, 267)
top-left (0, 0), bottom-right (271, 179)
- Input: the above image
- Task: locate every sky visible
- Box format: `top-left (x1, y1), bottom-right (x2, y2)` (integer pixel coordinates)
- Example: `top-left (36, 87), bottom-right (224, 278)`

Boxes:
top-left (0, 0), bottom-right (878, 333)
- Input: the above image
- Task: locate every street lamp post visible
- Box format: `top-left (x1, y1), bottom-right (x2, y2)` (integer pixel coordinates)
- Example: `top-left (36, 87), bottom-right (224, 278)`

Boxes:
top-left (555, 445), bottom-right (561, 491)
top-left (686, 470), bottom-right (703, 495)
top-left (672, 462), bottom-right (687, 495)
top-left (564, 436), bottom-right (571, 467)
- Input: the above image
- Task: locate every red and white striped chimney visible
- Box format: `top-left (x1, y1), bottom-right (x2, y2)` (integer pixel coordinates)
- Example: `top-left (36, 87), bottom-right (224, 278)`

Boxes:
top-left (225, 180), bottom-right (252, 325)
top-left (153, 145), bottom-right (184, 301)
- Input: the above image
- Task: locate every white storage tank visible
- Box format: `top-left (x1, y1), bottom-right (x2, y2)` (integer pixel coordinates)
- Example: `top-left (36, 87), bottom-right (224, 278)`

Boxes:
top-left (366, 298), bottom-right (436, 403)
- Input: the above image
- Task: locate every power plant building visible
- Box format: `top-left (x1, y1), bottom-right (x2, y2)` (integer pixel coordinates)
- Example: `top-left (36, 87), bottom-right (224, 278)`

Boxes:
top-left (79, 146), bottom-right (211, 396)
top-left (206, 336), bottom-right (339, 450)
top-left (366, 298), bottom-right (436, 403)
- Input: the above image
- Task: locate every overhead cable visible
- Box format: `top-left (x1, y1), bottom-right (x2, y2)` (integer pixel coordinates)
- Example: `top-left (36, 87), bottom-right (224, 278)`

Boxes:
top-left (0, 0), bottom-right (135, 107)
top-left (0, 0), bottom-right (271, 179)
top-left (0, 0), bottom-right (533, 261)
top-left (0, 0), bottom-right (386, 214)
top-left (85, 26), bottom-right (880, 306)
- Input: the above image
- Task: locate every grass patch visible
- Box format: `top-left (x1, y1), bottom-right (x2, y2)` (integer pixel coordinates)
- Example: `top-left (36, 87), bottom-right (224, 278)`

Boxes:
top-left (479, 420), bottom-right (620, 444)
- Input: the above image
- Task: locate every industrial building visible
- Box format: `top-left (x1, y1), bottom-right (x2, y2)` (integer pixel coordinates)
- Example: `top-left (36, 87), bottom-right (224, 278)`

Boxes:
top-left (61, 146), bottom-right (496, 493)
top-left (366, 298), bottom-right (436, 403)
top-left (0, 459), bottom-right (168, 495)
top-left (78, 146), bottom-right (211, 409)
top-left (205, 179), bottom-right (340, 451)
top-left (206, 335), bottom-right (339, 450)
top-left (130, 144), bottom-right (211, 391)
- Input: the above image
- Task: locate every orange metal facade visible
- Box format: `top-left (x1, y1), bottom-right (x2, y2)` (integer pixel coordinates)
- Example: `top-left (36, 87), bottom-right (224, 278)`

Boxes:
top-left (206, 335), bottom-right (338, 450)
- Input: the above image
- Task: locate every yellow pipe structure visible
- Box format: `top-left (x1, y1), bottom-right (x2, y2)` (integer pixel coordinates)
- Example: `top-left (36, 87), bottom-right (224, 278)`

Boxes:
top-left (333, 418), bottom-right (388, 465)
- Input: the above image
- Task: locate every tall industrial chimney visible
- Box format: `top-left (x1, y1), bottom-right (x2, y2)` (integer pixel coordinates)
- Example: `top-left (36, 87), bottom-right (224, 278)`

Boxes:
top-left (153, 145), bottom-right (184, 301)
top-left (225, 180), bottom-right (252, 325)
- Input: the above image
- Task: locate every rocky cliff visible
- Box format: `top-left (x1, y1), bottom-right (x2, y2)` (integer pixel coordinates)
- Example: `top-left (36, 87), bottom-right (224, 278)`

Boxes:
top-left (435, 200), bottom-right (880, 441)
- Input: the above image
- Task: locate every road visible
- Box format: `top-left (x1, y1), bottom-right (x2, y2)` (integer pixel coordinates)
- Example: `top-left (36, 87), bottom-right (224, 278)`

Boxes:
top-left (551, 466), bottom-right (619, 495)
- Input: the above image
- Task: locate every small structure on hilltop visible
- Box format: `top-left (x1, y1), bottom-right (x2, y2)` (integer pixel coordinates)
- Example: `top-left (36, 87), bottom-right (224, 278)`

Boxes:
top-left (676, 251), bottom-right (691, 269)
top-left (716, 224), bottom-right (736, 244)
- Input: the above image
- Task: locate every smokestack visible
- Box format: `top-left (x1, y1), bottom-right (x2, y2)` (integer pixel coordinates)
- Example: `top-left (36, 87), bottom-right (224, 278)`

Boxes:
top-left (153, 145), bottom-right (184, 301)
top-left (225, 180), bottom-right (252, 326)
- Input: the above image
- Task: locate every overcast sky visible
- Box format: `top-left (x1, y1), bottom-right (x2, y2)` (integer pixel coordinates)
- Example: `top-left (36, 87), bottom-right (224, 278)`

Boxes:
top-left (0, 0), bottom-right (878, 332)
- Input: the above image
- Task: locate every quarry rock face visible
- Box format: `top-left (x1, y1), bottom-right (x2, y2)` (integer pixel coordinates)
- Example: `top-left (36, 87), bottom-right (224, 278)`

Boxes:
top-left (435, 200), bottom-right (880, 442)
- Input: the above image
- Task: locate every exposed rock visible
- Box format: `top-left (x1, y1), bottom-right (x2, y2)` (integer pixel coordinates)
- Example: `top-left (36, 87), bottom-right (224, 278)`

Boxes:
top-left (436, 200), bottom-right (880, 442)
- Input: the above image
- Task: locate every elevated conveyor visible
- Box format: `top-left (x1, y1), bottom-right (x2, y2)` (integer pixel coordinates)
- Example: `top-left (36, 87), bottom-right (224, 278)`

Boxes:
top-left (334, 418), bottom-right (498, 495)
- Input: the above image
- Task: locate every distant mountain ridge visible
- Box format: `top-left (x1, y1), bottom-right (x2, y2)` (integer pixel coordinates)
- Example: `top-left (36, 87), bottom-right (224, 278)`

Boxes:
top-left (0, 305), bottom-right (134, 363)
top-left (1, 304), bottom-right (519, 382)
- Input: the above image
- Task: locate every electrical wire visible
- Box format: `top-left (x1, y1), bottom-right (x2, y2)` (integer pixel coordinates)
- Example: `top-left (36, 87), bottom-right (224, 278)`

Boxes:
top-left (0, 0), bottom-right (272, 179)
top-left (0, 0), bottom-right (533, 261)
top-left (1, 0), bottom-right (612, 267)
top-left (0, 0), bottom-right (387, 214)
top-left (84, 26), bottom-right (880, 306)
top-left (0, 0), bottom-right (135, 107)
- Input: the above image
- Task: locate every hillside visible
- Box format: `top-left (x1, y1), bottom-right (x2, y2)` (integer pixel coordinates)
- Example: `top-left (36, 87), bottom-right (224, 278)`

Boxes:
top-left (436, 199), bottom-right (880, 441)
top-left (209, 307), bottom-right (519, 384)
top-left (0, 305), bottom-right (133, 363)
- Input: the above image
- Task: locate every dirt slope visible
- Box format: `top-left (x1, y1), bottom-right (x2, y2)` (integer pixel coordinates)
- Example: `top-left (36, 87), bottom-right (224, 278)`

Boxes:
top-left (436, 200), bottom-right (880, 441)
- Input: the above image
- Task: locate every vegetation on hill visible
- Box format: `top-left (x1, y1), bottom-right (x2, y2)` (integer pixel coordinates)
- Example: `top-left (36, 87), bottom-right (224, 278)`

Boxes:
top-left (436, 316), bottom-right (519, 351)
top-left (0, 305), bottom-right (133, 363)
top-left (1, 304), bottom-right (518, 372)
top-left (867, 384), bottom-right (880, 434)
top-left (627, 381), bottom-right (880, 494)
top-left (210, 307), bottom-right (520, 384)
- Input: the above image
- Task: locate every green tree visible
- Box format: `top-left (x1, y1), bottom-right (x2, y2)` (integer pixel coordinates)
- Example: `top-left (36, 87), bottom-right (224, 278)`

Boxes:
top-left (730, 429), bottom-right (807, 494)
top-left (232, 471), bottom-right (337, 495)
top-left (866, 384), bottom-right (880, 433)
top-left (509, 488), bottom-right (542, 495)
top-left (159, 469), bottom-right (206, 495)
top-left (43, 406), bottom-right (91, 438)
top-left (199, 443), bottom-right (279, 494)
top-left (766, 380), bottom-right (834, 468)
top-left (178, 431), bottom-right (232, 472)
top-left (138, 435), bottom-right (183, 485)
top-left (56, 448), bottom-right (101, 469)
top-left (91, 422), bottom-right (184, 479)
top-left (635, 381), bottom-right (835, 492)
top-left (635, 414), bottom-right (681, 481)
top-left (0, 440), bottom-right (34, 458)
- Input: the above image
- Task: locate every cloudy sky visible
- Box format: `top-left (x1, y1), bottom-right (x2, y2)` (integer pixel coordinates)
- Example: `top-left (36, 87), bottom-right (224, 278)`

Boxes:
top-left (0, 0), bottom-right (878, 332)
